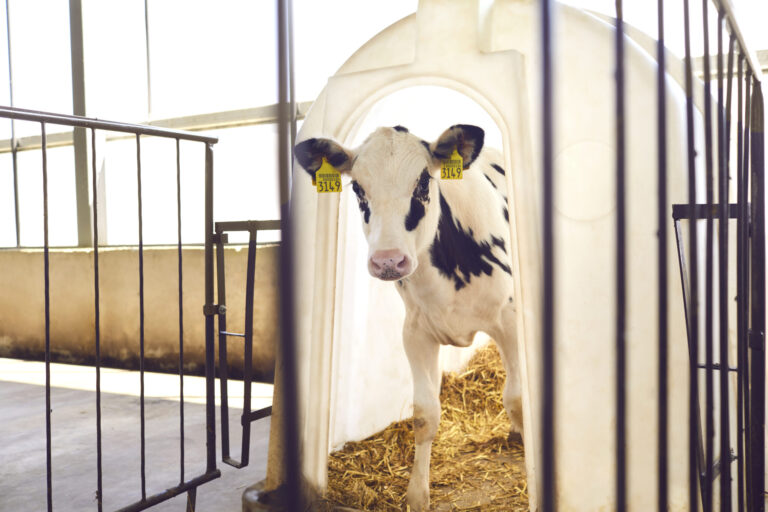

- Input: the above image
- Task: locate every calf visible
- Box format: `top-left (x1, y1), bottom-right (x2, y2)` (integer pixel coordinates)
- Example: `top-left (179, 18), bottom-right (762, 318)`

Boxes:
top-left (295, 124), bottom-right (521, 511)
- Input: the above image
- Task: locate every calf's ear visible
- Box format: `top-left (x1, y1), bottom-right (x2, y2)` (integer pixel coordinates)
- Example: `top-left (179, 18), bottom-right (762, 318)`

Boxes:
top-left (429, 124), bottom-right (485, 169)
top-left (294, 137), bottom-right (354, 180)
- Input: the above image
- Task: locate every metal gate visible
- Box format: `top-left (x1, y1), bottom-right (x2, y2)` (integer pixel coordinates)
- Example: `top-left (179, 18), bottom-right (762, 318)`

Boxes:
top-left (0, 106), bottom-right (221, 511)
top-left (538, 0), bottom-right (764, 511)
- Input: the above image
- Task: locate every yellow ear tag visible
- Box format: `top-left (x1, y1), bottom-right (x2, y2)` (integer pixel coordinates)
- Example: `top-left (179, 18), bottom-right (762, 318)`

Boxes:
top-left (315, 157), bottom-right (342, 193)
top-left (440, 148), bottom-right (463, 180)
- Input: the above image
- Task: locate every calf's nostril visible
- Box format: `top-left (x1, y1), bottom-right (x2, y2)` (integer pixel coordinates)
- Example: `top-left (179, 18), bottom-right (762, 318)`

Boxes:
top-left (396, 256), bottom-right (408, 271)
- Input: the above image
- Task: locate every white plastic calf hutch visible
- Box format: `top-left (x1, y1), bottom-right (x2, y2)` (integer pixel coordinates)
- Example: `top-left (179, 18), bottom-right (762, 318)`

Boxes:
top-left (288, 0), bottom-right (713, 510)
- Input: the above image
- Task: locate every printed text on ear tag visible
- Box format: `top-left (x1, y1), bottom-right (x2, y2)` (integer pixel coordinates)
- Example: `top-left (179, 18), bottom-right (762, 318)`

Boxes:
top-left (315, 157), bottom-right (342, 193)
top-left (440, 148), bottom-right (463, 180)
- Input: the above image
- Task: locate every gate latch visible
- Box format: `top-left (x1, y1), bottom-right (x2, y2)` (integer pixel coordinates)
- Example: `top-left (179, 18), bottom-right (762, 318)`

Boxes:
top-left (203, 304), bottom-right (227, 316)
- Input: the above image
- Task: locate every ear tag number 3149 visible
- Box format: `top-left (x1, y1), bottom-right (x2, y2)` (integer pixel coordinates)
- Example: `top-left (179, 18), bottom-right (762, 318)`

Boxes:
top-left (441, 148), bottom-right (463, 180)
top-left (315, 157), bottom-right (342, 193)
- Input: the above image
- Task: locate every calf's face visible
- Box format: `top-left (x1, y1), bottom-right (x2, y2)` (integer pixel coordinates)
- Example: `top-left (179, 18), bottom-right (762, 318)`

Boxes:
top-left (295, 124), bottom-right (484, 281)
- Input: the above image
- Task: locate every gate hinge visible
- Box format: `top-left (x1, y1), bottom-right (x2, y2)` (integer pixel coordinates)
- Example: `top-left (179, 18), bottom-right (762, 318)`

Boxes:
top-left (212, 233), bottom-right (229, 244)
top-left (749, 329), bottom-right (765, 351)
top-left (203, 304), bottom-right (227, 316)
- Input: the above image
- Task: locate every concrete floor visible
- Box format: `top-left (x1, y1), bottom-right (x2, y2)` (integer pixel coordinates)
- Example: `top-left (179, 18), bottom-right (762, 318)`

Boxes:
top-left (0, 358), bottom-right (273, 512)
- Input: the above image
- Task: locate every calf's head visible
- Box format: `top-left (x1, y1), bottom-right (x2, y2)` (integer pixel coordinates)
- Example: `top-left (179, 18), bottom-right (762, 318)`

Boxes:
top-left (295, 124), bottom-right (484, 281)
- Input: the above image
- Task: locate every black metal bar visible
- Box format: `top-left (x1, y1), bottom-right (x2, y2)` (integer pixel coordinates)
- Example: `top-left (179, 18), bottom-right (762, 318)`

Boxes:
top-left (41, 121), bottom-right (52, 512)
top-left (204, 143), bottom-right (217, 473)
top-left (674, 216), bottom-right (709, 492)
top-left (214, 220), bottom-right (281, 232)
top-left (683, 1), bottom-right (701, 508)
top-left (615, 1), bottom-right (627, 510)
top-left (742, 71), bottom-right (752, 511)
top-left (748, 79), bottom-right (765, 512)
top-left (244, 406), bottom-right (273, 424)
top-left (540, 1), bottom-right (557, 509)
top-left (541, 0), bottom-right (556, 509)
top-left (176, 137), bottom-right (185, 485)
top-left (238, 227), bottom-right (258, 468)
top-left (113, 470), bottom-right (220, 512)
top-left (277, 0), bottom-right (301, 508)
top-left (702, 2), bottom-right (715, 507)
top-left (735, 51), bottom-right (745, 512)
top-left (185, 488), bottom-right (196, 512)
top-left (136, 133), bottom-right (147, 500)
top-left (0, 105), bottom-right (218, 143)
top-left (717, 15), bottom-right (732, 511)
top-left (215, 224), bottom-right (232, 464)
top-left (91, 127), bottom-right (104, 512)
top-left (672, 203), bottom-right (743, 220)
top-left (697, 363), bottom-right (738, 372)
top-left (217, 223), bottom-right (268, 469)
top-left (656, 2), bottom-right (669, 508)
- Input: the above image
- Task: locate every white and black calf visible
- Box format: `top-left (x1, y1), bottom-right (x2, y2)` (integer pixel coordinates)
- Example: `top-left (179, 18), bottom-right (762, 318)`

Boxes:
top-left (295, 124), bottom-right (521, 511)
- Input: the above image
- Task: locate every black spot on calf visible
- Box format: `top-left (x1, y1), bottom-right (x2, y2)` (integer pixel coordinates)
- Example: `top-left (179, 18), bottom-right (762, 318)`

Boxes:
top-left (351, 180), bottom-right (370, 224)
top-left (483, 173), bottom-right (498, 189)
top-left (405, 170), bottom-right (431, 231)
top-left (405, 198), bottom-right (426, 231)
top-left (393, 125), bottom-right (409, 133)
top-left (491, 163), bottom-right (506, 176)
top-left (430, 192), bottom-right (512, 290)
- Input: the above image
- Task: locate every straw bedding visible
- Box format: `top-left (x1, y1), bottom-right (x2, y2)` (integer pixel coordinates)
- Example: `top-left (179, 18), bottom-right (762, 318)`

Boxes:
top-left (316, 342), bottom-right (528, 511)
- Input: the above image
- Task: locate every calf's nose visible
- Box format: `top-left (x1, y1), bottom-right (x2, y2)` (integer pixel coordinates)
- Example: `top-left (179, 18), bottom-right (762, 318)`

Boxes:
top-left (369, 249), bottom-right (412, 280)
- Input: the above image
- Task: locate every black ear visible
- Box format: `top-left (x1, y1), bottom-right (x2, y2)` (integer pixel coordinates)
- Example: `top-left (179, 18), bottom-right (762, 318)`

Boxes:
top-left (430, 124), bottom-right (485, 169)
top-left (294, 137), bottom-right (354, 180)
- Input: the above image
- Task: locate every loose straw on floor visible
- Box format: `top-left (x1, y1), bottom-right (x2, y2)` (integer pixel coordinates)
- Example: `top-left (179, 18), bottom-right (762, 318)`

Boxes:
top-left (317, 343), bottom-right (528, 511)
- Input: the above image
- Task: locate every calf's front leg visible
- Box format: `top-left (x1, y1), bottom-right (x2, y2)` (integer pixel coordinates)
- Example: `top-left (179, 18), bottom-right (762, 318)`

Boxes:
top-left (403, 322), bottom-right (441, 512)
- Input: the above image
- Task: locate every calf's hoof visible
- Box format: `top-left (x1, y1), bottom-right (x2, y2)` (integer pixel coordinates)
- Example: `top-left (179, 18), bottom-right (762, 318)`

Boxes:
top-left (508, 430), bottom-right (523, 445)
top-left (406, 482), bottom-right (429, 511)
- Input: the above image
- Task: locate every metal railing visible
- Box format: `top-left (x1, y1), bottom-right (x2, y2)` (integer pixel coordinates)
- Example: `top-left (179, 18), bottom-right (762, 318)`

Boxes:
top-left (0, 105), bottom-right (221, 512)
top-left (539, 2), bottom-right (765, 512)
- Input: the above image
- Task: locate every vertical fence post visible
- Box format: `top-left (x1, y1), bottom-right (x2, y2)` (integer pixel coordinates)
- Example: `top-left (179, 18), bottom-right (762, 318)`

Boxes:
top-left (176, 137), bottom-right (186, 485)
top-left (735, 51), bottom-right (745, 512)
top-left (276, 0), bottom-right (301, 508)
top-left (683, 1), bottom-right (701, 509)
top-left (656, 1), bottom-right (669, 509)
top-left (717, 15), bottom-right (734, 511)
top-left (135, 134), bottom-right (147, 501)
top-left (540, 0), bottom-right (556, 510)
top-left (91, 127), bottom-right (104, 512)
top-left (701, 3), bottom-right (716, 508)
top-left (614, 2), bottom-right (627, 510)
top-left (41, 121), bottom-right (53, 512)
top-left (204, 142), bottom-right (217, 474)
top-left (748, 79), bottom-right (765, 512)
top-left (742, 71), bottom-right (752, 511)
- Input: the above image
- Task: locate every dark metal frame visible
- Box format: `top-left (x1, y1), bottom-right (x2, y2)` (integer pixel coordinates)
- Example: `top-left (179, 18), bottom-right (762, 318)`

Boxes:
top-left (213, 220), bottom-right (280, 468)
top-left (0, 105), bottom-right (221, 512)
top-left (538, 1), bottom-right (765, 511)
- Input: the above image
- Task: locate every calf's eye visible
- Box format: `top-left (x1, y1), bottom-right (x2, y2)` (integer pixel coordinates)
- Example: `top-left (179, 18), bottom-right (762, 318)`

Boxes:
top-left (417, 171), bottom-right (430, 196)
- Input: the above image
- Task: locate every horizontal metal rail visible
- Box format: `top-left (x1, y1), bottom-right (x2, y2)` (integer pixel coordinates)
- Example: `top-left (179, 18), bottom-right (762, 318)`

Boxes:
top-left (113, 470), bottom-right (221, 512)
top-left (0, 101), bottom-right (313, 154)
top-left (0, 105), bottom-right (219, 144)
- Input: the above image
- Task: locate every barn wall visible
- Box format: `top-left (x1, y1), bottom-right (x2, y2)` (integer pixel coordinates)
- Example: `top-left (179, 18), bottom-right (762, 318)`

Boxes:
top-left (0, 245), bottom-right (278, 381)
